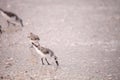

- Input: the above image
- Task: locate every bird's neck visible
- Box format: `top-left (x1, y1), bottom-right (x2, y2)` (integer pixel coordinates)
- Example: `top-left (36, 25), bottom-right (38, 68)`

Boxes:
top-left (32, 42), bottom-right (41, 48)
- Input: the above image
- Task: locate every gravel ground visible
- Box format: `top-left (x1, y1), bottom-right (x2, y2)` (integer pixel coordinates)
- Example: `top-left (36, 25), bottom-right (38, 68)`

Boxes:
top-left (0, 0), bottom-right (120, 80)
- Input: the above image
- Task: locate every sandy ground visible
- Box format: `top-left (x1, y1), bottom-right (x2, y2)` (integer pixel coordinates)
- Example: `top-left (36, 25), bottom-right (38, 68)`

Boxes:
top-left (0, 0), bottom-right (120, 80)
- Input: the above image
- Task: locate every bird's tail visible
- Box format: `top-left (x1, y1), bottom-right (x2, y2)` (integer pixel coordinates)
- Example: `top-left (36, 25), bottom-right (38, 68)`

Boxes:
top-left (48, 49), bottom-right (59, 66)
top-left (16, 17), bottom-right (24, 27)
top-left (54, 56), bottom-right (59, 66)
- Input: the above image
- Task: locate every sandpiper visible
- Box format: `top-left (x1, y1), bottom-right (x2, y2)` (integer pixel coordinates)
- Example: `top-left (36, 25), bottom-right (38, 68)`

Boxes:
top-left (0, 8), bottom-right (24, 27)
top-left (28, 33), bottom-right (59, 66)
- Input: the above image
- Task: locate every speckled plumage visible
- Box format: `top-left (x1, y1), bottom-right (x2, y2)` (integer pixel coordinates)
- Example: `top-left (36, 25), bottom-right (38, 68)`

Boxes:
top-left (0, 8), bottom-right (24, 27)
top-left (28, 32), bottom-right (40, 41)
top-left (28, 33), bottom-right (59, 66)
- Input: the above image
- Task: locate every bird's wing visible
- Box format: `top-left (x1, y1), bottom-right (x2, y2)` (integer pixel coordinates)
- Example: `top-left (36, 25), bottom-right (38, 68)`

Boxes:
top-left (4, 11), bottom-right (16, 17)
top-left (40, 47), bottom-right (49, 54)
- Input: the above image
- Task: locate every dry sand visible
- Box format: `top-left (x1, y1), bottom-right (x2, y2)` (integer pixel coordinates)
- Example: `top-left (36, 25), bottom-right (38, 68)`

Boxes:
top-left (0, 0), bottom-right (120, 80)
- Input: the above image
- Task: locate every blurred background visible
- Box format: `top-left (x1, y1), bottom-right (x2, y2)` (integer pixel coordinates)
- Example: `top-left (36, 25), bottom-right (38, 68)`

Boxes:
top-left (0, 0), bottom-right (120, 80)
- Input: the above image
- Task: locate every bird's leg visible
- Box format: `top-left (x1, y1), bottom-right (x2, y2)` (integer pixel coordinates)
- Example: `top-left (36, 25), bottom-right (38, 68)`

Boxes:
top-left (16, 17), bottom-right (24, 27)
top-left (7, 20), bottom-right (16, 27)
top-left (55, 60), bottom-right (59, 66)
top-left (54, 56), bottom-right (59, 66)
top-left (7, 20), bottom-right (10, 27)
top-left (20, 19), bottom-right (24, 27)
top-left (0, 25), bottom-right (2, 34)
top-left (45, 58), bottom-right (50, 65)
top-left (41, 58), bottom-right (44, 65)
top-left (12, 23), bottom-right (16, 26)
top-left (0, 29), bottom-right (2, 34)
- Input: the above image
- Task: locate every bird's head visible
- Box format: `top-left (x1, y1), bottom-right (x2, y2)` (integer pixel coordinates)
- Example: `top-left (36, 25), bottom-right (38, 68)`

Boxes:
top-left (27, 32), bottom-right (40, 41)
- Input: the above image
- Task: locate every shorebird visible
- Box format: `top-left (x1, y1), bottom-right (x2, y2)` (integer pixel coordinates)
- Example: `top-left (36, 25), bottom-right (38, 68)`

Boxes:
top-left (28, 33), bottom-right (59, 66)
top-left (0, 8), bottom-right (24, 27)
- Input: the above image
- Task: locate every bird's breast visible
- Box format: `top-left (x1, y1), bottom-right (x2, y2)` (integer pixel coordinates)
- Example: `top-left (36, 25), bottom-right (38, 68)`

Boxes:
top-left (33, 45), bottom-right (46, 57)
top-left (1, 11), bottom-right (11, 20)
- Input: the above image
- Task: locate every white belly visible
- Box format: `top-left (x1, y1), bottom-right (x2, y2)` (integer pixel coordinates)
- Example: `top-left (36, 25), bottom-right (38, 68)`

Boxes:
top-left (0, 11), bottom-right (11, 20)
top-left (0, 11), bottom-right (19, 25)
top-left (33, 45), bottom-right (45, 57)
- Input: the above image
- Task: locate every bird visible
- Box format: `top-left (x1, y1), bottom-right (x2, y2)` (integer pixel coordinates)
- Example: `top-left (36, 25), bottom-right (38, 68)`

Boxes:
top-left (0, 8), bottom-right (24, 27)
top-left (28, 33), bottom-right (59, 66)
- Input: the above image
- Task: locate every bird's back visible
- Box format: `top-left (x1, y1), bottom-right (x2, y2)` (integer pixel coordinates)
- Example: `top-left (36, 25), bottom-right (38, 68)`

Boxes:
top-left (0, 8), bottom-right (19, 20)
top-left (32, 42), bottom-right (54, 56)
top-left (4, 11), bottom-right (16, 17)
